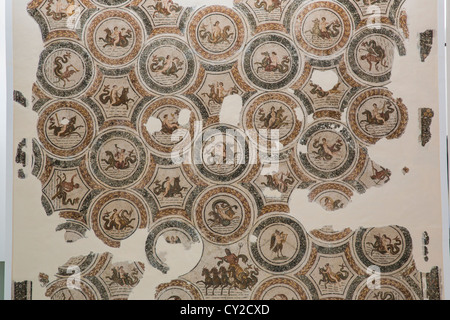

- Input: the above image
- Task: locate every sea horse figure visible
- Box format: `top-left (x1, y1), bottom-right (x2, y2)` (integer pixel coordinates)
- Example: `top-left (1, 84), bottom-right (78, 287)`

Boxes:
top-left (318, 264), bottom-right (349, 289)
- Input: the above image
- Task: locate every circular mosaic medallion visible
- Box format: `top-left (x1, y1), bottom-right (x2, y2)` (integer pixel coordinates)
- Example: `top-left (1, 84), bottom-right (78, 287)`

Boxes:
top-left (192, 124), bottom-right (251, 184)
top-left (188, 5), bottom-right (246, 62)
top-left (353, 277), bottom-right (414, 300)
top-left (146, 219), bottom-right (202, 274)
top-left (309, 183), bottom-right (353, 212)
top-left (243, 91), bottom-right (304, 152)
top-left (249, 215), bottom-right (308, 273)
top-left (348, 89), bottom-right (408, 145)
top-left (347, 27), bottom-right (404, 84)
top-left (251, 276), bottom-right (309, 300)
top-left (354, 226), bottom-right (412, 274)
top-left (194, 186), bottom-right (254, 244)
top-left (138, 36), bottom-right (197, 95)
top-left (37, 100), bottom-right (95, 159)
top-left (85, 9), bottom-right (143, 67)
top-left (91, 191), bottom-right (147, 246)
top-left (155, 280), bottom-right (203, 300)
top-left (297, 121), bottom-right (357, 180)
top-left (89, 129), bottom-right (148, 188)
top-left (139, 97), bottom-right (199, 158)
top-left (47, 280), bottom-right (95, 300)
top-left (37, 41), bottom-right (93, 98)
top-left (293, 1), bottom-right (352, 57)
top-left (242, 33), bottom-right (301, 90)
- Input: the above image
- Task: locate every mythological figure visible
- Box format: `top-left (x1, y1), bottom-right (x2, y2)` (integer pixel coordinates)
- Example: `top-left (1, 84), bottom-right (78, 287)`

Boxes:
top-left (53, 52), bottom-right (79, 88)
top-left (148, 0), bottom-right (182, 18)
top-left (99, 85), bottom-right (135, 109)
top-left (199, 21), bottom-right (234, 45)
top-left (150, 55), bottom-right (184, 78)
top-left (207, 200), bottom-right (239, 227)
top-left (48, 114), bottom-right (83, 138)
top-left (318, 264), bottom-right (349, 289)
top-left (153, 176), bottom-right (186, 198)
top-left (106, 266), bottom-right (140, 287)
top-left (258, 106), bottom-right (289, 130)
top-left (366, 233), bottom-right (402, 256)
top-left (45, 0), bottom-right (78, 21)
top-left (270, 230), bottom-right (288, 260)
top-left (196, 248), bottom-right (259, 296)
top-left (359, 40), bottom-right (389, 72)
top-left (99, 27), bottom-right (133, 49)
top-left (321, 196), bottom-right (344, 211)
top-left (360, 101), bottom-right (395, 129)
top-left (159, 111), bottom-right (181, 135)
top-left (202, 82), bottom-right (239, 107)
top-left (51, 173), bottom-right (80, 206)
top-left (254, 0), bottom-right (284, 13)
top-left (102, 144), bottom-right (137, 171)
top-left (261, 171), bottom-right (294, 193)
top-left (312, 137), bottom-right (343, 161)
top-left (255, 51), bottom-right (290, 74)
top-left (306, 17), bottom-right (341, 40)
top-left (102, 208), bottom-right (135, 231)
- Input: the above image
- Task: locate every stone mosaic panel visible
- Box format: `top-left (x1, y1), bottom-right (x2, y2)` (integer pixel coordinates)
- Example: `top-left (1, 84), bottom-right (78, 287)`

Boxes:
top-left (20, 0), bottom-right (443, 300)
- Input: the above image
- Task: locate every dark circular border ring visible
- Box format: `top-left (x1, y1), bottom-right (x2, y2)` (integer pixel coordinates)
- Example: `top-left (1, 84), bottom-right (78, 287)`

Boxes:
top-left (90, 190), bottom-right (148, 247)
top-left (188, 5), bottom-right (246, 62)
top-left (84, 9), bottom-right (144, 67)
top-left (89, 129), bottom-right (148, 188)
top-left (138, 37), bottom-right (197, 95)
top-left (243, 33), bottom-right (300, 90)
top-left (193, 186), bottom-right (254, 245)
top-left (293, 0), bottom-right (353, 58)
top-left (347, 26), bottom-right (406, 85)
top-left (145, 218), bottom-right (201, 274)
top-left (37, 100), bottom-right (95, 159)
top-left (193, 124), bottom-right (250, 184)
top-left (92, 0), bottom-right (131, 6)
top-left (37, 41), bottom-right (94, 98)
top-left (297, 121), bottom-right (357, 180)
top-left (354, 226), bottom-right (412, 274)
top-left (251, 276), bottom-right (309, 300)
top-left (249, 214), bottom-right (308, 274)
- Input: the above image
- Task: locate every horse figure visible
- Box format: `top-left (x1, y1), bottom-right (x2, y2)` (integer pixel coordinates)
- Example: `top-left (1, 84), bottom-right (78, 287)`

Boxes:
top-left (196, 267), bottom-right (215, 296)
top-left (360, 102), bottom-right (395, 130)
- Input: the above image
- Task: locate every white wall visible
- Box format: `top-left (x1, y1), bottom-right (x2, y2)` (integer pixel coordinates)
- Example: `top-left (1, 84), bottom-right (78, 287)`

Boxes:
top-left (440, 0), bottom-right (450, 299)
top-left (0, 0), bottom-right (7, 265)
top-left (0, 0), bottom-right (13, 300)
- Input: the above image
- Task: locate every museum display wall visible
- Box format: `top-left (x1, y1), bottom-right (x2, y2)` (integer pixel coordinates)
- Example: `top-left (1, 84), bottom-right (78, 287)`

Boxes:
top-left (5, 0), bottom-right (450, 300)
